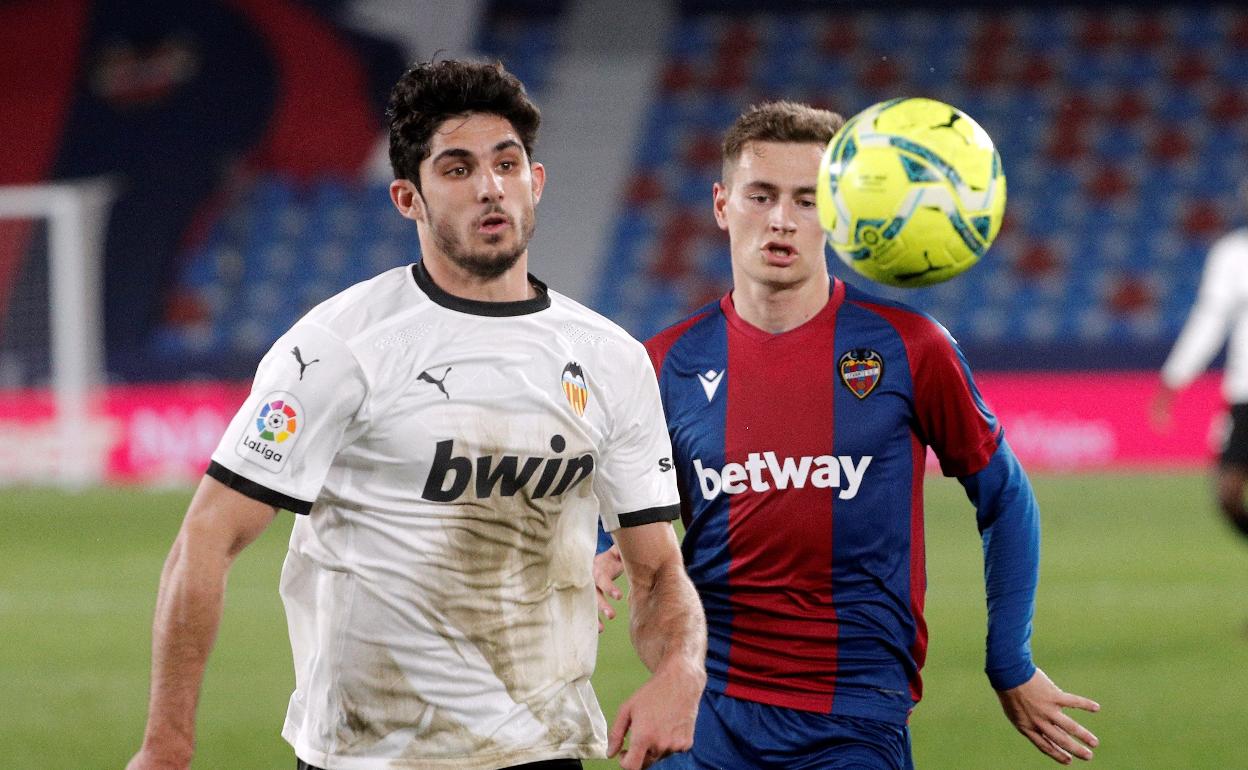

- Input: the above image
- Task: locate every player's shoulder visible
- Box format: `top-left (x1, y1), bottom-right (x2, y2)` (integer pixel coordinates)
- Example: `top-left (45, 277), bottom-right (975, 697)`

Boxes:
top-left (841, 280), bottom-right (956, 350)
top-left (294, 265), bottom-right (421, 345)
top-left (645, 298), bottom-right (723, 354)
top-left (1209, 227), bottom-right (1248, 260)
top-left (545, 286), bottom-right (650, 358)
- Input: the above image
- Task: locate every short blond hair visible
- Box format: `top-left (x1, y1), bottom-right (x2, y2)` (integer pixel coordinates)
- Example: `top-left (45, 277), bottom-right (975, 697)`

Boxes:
top-left (721, 101), bottom-right (844, 181)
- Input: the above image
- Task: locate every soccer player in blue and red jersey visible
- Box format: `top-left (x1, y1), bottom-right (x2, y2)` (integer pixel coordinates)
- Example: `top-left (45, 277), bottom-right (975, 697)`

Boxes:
top-left (596, 102), bottom-right (1099, 769)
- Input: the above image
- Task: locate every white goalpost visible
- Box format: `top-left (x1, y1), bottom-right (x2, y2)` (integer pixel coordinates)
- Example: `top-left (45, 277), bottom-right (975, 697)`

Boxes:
top-left (0, 179), bottom-right (115, 486)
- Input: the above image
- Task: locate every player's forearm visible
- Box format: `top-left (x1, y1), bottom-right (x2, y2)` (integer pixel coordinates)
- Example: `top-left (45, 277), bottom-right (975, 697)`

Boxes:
top-left (1161, 305), bottom-right (1229, 390)
top-left (962, 439), bottom-right (1040, 690)
top-left (628, 560), bottom-right (707, 681)
top-left (138, 535), bottom-right (231, 763)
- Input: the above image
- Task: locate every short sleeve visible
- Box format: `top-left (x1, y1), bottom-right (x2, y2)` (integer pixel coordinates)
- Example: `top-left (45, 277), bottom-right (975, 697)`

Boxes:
top-left (594, 340), bottom-right (681, 532)
top-left (208, 322), bottom-right (367, 513)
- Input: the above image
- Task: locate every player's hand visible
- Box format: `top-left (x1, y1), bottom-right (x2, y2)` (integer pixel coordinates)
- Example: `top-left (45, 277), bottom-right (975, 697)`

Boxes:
top-left (997, 668), bottom-right (1100, 764)
top-left (594, 544), bottom-right (625, 633)
top-left (607, 658), bottom-right (703, 770)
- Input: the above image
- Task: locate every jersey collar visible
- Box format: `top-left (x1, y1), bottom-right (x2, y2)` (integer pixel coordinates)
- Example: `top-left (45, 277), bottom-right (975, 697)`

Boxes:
top-left (411, 261), bottom-right (552, 317)
top-left (720, 278), bottom-right (846, 342)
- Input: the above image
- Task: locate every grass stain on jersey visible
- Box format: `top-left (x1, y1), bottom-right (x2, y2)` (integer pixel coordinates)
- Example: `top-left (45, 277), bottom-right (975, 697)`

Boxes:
top-left (427, 422), bottom-right (604, 759)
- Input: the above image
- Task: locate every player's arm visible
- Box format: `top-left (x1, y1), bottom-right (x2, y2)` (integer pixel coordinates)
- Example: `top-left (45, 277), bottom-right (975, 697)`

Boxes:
top-left (606, 521), bottom-right (706, 770)
top-left (960, 441), bottom-right (1100, 764)
top-left (909, 315), bottom-right (1099, 763)
top-left (1154, 235), bottom-right (1238, 429)
top-left (127, 476), bottom-right (279, 770)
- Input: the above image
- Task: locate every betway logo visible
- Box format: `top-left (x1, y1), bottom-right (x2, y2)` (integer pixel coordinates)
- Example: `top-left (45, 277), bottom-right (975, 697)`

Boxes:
top-left (693, 453), bottom-right (872, 500)
top-left (422, 437), bottom-right (594, 502)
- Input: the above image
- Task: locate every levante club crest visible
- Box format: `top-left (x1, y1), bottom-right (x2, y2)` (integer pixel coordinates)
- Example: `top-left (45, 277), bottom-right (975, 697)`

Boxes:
top-left (839, 349), bottom-right (883, 399)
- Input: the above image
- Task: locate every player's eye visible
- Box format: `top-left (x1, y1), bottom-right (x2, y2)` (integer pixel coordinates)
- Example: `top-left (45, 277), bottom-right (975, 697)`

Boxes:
top-left (444, 165), bottom-right (468, 177)
top-left (797, 198), bottom-right (817, 208)
top-left (498, 160), bottom-right (516, 172)
top-left (748, 194), bottom-right (771, 204)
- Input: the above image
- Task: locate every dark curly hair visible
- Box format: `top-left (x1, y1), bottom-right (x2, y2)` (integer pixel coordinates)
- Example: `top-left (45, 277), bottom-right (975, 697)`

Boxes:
top-left (386, 59), bottom-right (541, 191)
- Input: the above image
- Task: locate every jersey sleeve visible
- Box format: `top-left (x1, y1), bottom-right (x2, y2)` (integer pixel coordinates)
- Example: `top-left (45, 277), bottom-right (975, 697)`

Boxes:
top-left (910, 318), bottom-right (1003, 478)
top-left (958, 437), bottom-right (1040, 691)
top-left (594, 339), bottom-right (681, 532)
top-left (1161, 236), bottom-right (1238, 390)
top-left (899, 314), bottom-right (1039, 689)
top-left (207, 321), bottom-right (367, 513)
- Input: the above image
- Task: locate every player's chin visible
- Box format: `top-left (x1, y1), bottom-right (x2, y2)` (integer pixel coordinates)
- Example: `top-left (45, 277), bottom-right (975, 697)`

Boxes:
top-left (755, 264), bottom-right (809, 286)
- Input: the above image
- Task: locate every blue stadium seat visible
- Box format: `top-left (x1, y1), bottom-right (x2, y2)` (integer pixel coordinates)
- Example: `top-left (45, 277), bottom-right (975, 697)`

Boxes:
top-left (593, 5), bottom-right (1248, 368)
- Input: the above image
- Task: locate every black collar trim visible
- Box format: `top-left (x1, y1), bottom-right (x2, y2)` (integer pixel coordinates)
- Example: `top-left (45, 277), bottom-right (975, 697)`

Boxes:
top-left (411, 261), bottom-right (551, 317)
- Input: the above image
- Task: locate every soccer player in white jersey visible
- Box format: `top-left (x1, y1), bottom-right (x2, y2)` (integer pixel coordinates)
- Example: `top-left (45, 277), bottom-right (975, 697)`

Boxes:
top-left (1153, 181), bottom-right (1248, 553)
top-left (127, 59), bottom-right (706, 770)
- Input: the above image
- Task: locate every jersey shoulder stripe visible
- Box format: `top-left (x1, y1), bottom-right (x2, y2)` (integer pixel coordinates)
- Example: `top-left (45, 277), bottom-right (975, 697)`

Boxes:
top-left (645, 298), bottom-right (722, 375)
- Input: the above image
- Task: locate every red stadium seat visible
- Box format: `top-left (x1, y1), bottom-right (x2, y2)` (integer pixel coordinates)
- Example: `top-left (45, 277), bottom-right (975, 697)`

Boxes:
top-left (1107, 276), bottom-right (1154, 315)
top-left (1181, 199), bottom-right (1225, 240)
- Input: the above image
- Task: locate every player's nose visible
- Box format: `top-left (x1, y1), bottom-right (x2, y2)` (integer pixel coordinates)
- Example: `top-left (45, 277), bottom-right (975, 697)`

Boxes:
top-left (768, 200), bottom-right (798, 233)
top-left (477, 168), bottom-right (505, 202)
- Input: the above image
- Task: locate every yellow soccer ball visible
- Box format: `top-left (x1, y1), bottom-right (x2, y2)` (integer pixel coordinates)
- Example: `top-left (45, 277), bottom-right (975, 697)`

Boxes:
top-left (817, 97), bottom-right (1006, 288)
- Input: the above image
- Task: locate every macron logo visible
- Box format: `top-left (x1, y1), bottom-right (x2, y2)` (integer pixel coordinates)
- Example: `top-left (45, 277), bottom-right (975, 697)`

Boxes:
top-left (697, 369), bottom-right (724, 402)
top-left (694, 453), bottom-right (872, 501)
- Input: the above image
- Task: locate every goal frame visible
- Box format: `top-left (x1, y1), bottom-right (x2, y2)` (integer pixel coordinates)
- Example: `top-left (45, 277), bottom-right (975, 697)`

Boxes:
top-left (0, 179), bottom-right (115, 486)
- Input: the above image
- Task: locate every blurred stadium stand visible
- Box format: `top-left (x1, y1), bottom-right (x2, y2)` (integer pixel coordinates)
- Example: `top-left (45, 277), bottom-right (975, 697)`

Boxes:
top-left (2, 0), bottom-right (1244, 381)
top-left (594, 2), bottom-right (1247, 370)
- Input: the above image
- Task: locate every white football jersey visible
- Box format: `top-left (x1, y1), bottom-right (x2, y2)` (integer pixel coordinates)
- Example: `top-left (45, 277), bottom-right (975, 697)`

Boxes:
top-left (1162, 228), bottom-right (1248, 403)
top-left (209, 263), bottom-right (680, 770)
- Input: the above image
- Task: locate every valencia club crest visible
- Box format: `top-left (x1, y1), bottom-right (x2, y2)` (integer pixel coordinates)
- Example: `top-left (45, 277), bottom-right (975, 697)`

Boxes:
top-left (839, 349), bottom-right (883, 399)
top-left (561, 362), bottom-right (589, 417)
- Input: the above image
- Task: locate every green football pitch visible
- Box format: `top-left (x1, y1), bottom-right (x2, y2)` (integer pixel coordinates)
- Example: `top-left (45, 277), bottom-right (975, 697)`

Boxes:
top-left (2, 472), bottom-right (1246, 769)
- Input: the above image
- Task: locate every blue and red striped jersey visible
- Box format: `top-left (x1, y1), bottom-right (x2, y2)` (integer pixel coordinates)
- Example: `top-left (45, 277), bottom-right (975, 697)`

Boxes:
top-left (643, 278), bottom-right (1039, 725)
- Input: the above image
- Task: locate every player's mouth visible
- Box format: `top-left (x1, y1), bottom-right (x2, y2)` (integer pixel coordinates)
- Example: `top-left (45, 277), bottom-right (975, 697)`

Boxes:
top-left (762, 241), bottom-right (797, 267)
top-left (477, 210), bottom-right (512, 235)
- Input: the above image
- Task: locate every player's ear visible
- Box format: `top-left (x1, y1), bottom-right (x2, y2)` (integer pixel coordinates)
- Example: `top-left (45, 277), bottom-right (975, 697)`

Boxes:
top-left (712, 181), bottom-right (730, 231)
top-left (529, 160), bottom-right (546, 204)
top-left (390, 179), bottom-right (425, 222)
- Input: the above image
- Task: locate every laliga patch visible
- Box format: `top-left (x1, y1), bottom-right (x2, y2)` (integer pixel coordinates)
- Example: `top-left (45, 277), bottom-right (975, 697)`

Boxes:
top-left (561, 362), bottom-right (589, 417)
top-left (839, 349), bottom-right (883, 399)
top-left (236, 392), bottom-right (304, 472)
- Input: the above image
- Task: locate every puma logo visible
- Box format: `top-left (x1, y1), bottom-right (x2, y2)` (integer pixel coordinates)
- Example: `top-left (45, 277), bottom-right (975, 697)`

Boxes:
top-left (291, 347), bottom-right (320, 380)
top-left (931, 112), bottom-right (969, 145)
top-left (418, 366), bottom-right (452, 399)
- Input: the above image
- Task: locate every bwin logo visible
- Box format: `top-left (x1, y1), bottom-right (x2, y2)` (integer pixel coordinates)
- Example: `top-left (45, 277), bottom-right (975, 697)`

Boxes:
top-left (693, 452), bottom-right (872, 501)
top-left (422, 435), bottom-right (595, 503)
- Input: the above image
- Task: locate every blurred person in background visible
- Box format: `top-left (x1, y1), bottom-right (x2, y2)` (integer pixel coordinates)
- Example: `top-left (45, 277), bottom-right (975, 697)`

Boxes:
top-left (1152, 181), bottom-right (1248, 555)
top-left (127, 59), bottom-right (705, 770)
top-left (596, 101), bottom-right (1099, 769)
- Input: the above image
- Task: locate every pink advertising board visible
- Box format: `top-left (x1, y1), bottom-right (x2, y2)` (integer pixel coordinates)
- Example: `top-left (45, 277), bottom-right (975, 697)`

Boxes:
top-left (972, 372), bottom-right (1224, 471)
top-left (0, 382), bottom-right (249, 483)
top-left (0, 373), bottom-right (1227, 484)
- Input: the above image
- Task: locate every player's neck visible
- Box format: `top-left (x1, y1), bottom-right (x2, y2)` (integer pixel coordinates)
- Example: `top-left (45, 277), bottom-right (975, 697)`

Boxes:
top-left (731, 273), bottom-right (831, 334)
top-left (421, 253), bottom-right (537, 302)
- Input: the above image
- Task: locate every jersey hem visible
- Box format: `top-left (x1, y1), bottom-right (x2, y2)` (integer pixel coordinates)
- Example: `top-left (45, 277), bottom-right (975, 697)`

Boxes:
top-left (288, 733), bottom-right (604, 770)
top-left (205, 461), bottom-right (313, 514)
top-left (713, 678), bottom-right (914, 726)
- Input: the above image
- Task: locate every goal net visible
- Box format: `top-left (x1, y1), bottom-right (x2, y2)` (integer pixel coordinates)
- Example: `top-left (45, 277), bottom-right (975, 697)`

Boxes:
top-left (0, 180), bottom-right (114, 486)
